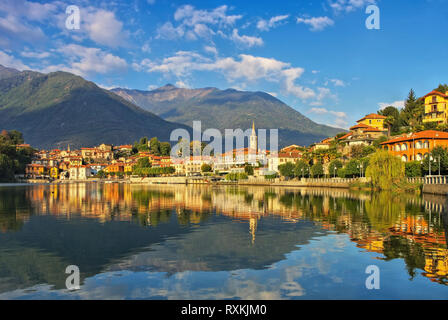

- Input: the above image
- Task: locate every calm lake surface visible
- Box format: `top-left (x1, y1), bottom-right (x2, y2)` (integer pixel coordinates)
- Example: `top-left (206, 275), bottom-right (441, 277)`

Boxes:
top-left (0, 183), bottom-right (448, 299)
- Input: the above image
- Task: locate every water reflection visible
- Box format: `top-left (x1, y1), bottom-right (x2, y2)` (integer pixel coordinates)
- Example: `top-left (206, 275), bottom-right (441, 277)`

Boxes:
top-left (0, 183), bottom-right (447, 299)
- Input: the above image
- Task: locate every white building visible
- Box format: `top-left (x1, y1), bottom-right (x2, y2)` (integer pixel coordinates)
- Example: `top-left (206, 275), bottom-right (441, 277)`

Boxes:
top-left (69, 166), bottom-right (92, 180)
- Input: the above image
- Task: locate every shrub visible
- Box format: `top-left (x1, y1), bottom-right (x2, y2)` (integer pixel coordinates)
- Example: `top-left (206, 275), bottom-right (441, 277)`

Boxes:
top-left (405, 161), bottom-right (422, 177)
top-left (225, 172), bottom-right (248, 181)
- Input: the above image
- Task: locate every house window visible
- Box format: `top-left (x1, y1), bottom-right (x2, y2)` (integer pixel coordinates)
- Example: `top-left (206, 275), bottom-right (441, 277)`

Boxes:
top-left (432, 105), bottom-right (438, 112)
top-left (401, 143), bottom-right (408, 151)
top-left (432, 96), bottom-right (437, 103)
top-left (423, 140), bottom-right (430, 149)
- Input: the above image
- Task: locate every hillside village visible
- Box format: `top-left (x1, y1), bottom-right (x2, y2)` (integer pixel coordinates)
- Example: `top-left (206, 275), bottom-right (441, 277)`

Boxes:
top-left (2, 85), bottom-right (448, 182)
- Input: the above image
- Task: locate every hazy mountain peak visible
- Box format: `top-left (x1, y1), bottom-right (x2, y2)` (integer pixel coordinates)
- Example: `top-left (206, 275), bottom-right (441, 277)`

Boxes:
top-left (0, 64), bottom-right (20, 80)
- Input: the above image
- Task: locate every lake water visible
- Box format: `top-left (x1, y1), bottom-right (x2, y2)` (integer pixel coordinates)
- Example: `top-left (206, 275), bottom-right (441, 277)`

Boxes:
top-left (0, 183), bottom-right (447, 299)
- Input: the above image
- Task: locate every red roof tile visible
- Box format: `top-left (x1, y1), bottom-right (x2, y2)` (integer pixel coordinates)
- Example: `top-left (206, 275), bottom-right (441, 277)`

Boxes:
top-left (357, 113), bottom-right (387, 122)
top-left (381, 130), bottom-right (448, 145)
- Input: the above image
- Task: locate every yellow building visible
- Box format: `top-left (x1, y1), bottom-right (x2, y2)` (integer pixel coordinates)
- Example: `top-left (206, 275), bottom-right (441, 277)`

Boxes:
top-left (356, 113), bottom-right (386, 130)
top-left (50, 167), bottom-right (59, 179)
top-left (422, 90), bottom-right (448, 124)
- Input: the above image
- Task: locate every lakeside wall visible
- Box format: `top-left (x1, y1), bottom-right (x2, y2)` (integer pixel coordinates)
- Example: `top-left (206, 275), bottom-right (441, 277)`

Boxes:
top-left (422, 184), bottom-right (448, 196)
top-left (129, 176), bottom-right (368, 189)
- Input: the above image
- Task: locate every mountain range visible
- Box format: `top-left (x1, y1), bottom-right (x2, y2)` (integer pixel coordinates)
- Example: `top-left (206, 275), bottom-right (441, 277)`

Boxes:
top-left (112, 85), bottom-right (344, 147)
top-left (0, 64), bottom-right (344, 149)
top-left (0, 66), bottom-right (190, 149)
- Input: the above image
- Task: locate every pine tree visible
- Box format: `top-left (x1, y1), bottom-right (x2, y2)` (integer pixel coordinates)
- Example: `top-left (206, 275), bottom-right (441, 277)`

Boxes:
top-left (401, 89), bottom-right (423, 127)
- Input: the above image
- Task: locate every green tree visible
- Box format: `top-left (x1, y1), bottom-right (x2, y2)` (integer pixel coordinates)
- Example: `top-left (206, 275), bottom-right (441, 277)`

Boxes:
top-left (311, 163), bottom-right (324, 178)
top-left (96, 170), bottom-right (106, 179)
top-left (136, 157), bottom-right (151, 168)
top-left (244, 164), bottom-right (254, 176)
top-left (7, 130), bottom-right (24, 144)
top-left (150, 137), bottom-right (161, 155)
top-left (422, 146), bottom-right (448, 175)
top-left (139, 137), bottom-right (148, 146)
top-left (201, 163), bottom-right (212, 173)
top-left (434, 84), bottom-right (448, 94)
top-left (379, 106), bottom-right (400, 135)
top-left (294, 160), bottom-right (310, 178)
top-left (329, 160), bottom-right (343, 177)
top-left (159, 142), bottom-right (171, 156)
top-left (405, 161), bottom-right (422, 177)
top-left (401, 89), bottom-right (424, 127)
top-left (344, 159), bottom-right (361, 178)
top-left (365, 150), bottom-right (405, 190)
top-left (278, 162), bottom-right (295, 178)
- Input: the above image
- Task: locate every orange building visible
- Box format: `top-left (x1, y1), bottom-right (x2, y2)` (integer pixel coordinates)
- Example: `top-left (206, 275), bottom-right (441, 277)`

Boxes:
top-left (26, 164), bottom-right (46, 177)
top-left (105, 163), bottom-right (125, 173)
top-left (381, 130), bottom-right (448, 162)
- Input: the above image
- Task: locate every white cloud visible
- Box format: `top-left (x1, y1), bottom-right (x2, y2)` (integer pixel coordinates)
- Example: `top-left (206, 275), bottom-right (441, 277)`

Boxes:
top-left (282, 68), bottom-right (316, 99)
top-left (135, 52), bottom-right (322, 100)
top-left (329, 0), bottom-right (376, 13)
top-left (0, 14), bottom-right (46, 45)
top-left (0, 51), bottom-right (29, 70)
top-left (20, 50), bottom-right (50, 59)
top-left (0, 0), bottom-right (58, 22)
top-left (326, 78), bottom-right (346, 87)
top-left (296, 16), bottom-right (334, 31)
top-left (257, 15), bottom-right (289, 31)
top-left (43, 45), bottom-right (127, 76)
top-left (175, 80), bottom-right (190, 88)
top-left (156, 22), bottom-right (185, 40)
top-left (230, 29), bottom-right (263, 47)
top-left (157, 4), bottom-right (262, 47)
top-left (142, 43), bottom-right (151, 53)
top-left (174, 5), bottom-right (242, 27)
top-left (83, 9), bottom-right (128, 47)
top-left (309, 107), bottom-right (348, 128)
top-left (204, 46), bottom-right (218, 55)
top-left (378, 100), bottom-right (405, 110)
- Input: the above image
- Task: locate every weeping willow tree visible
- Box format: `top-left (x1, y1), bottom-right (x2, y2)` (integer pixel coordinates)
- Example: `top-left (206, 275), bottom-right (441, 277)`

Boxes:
top-left (365, 150), bottom-right (405, 190)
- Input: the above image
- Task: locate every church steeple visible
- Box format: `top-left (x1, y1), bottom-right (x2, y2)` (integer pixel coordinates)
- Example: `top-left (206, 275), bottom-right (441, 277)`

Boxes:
top-left (250, 121), bottom-right (257, 152)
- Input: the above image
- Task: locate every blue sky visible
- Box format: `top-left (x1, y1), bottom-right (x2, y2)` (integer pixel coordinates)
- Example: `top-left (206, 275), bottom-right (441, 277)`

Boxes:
top-left (0, 0), bottom-right (447, 129)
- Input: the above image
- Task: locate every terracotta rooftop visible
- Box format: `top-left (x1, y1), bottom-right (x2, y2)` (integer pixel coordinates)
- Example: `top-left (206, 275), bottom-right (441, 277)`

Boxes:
top-left (350, 123), bottom-right (370, 130)
top-left (421, 90), bottom-right (448, 99)
top-left (338, 132), bottom-right (353, 140)
top-left (381, 130), bottom-right (448, 145)
top-left (357, 113), bottom-right (387, 122)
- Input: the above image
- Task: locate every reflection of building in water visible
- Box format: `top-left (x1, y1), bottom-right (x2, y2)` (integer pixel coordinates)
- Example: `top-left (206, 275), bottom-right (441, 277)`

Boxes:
top-left (4, 183), bottom-right (448, 285)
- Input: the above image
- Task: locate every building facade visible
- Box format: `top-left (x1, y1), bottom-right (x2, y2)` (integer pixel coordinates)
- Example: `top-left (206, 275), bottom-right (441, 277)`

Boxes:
top-left (422, 90), bottom-right (448, 125)
top-left (381, 130), bottom-right (448, 162)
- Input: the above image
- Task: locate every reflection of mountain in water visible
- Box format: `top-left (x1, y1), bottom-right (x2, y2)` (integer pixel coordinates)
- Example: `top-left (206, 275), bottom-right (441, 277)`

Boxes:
top-left (0, 183), bottom-right (448, 293)
top-left (108, 217), bottom-right (325, 274)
